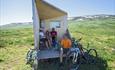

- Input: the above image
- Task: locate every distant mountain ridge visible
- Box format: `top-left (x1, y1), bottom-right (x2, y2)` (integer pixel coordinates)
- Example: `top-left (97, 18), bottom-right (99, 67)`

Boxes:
top-left (68, 14), bottom-right (115, 21)
top-left (0, 22), bottom-right (33, 29)
top-left (0, 14), bottom-right (115, 29)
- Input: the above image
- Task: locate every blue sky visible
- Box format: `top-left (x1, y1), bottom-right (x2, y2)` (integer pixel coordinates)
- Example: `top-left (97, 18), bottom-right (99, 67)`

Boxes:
top-left (0, 0), bottom-right (115, 25)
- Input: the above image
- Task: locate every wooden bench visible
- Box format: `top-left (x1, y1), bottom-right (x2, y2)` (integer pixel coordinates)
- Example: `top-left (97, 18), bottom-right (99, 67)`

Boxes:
top-left (37, 49), bottom-right (61, 60)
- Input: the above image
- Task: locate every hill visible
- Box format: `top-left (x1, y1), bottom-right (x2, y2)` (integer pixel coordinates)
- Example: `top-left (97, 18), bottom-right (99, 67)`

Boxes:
top-left (0, 15), bottom-right (115, 70)
top-left (68, 17), bottom-right (115, 70)
top-left (0, 22), bottom-right (32, 29)
top-left (0, 14), bottom-right (115, 29)
top-left (68, 14), bottom-right (115, 21)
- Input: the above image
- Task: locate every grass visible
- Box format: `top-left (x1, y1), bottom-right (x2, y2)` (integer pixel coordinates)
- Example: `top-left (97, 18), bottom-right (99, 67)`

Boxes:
top-left (0, 18), bottom-right (115, 70)
top-left (0, 28), bottom-right (33, 70)
top-left (68, 18), bottom-right (115, 70)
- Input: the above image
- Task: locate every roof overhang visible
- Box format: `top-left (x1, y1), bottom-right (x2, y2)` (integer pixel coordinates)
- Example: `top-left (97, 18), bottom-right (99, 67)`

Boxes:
top-left (35, 0), bottom-right (67, 20)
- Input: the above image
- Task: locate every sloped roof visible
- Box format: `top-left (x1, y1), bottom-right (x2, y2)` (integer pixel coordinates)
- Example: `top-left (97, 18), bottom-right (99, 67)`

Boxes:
top-left (36, 0), bottom-right (67, 20)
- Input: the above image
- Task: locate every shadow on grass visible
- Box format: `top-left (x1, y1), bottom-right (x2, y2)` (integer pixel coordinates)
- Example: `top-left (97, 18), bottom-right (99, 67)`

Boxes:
top-left (37, 55), bottom-right (108, 70)
top-left (79, 56), bottom-right (108, 70)
top-left (0, 59), bottom-right (4, 63)
top-left (96, 57), bottom-right (108, 70)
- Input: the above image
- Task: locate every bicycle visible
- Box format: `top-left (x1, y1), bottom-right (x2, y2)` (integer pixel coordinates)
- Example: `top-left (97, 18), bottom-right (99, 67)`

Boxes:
top-left (66, 38), bottom-right (98, 70)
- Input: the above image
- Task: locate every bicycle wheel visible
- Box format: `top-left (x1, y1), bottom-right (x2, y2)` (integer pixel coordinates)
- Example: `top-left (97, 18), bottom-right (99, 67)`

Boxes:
top-left (86, 49), bottom-right (98, 64)
top-left (65, 51), bottom-right (80, 70)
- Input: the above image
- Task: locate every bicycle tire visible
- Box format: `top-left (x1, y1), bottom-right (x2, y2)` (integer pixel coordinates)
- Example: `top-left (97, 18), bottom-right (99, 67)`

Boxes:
top-left (87, 49), bottom-right (98, 58)
top-left (86, 49), bottom-right (98, 64)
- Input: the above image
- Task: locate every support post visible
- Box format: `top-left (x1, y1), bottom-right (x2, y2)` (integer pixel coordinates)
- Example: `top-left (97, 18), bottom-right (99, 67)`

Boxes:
top-left (32, 0), bottom-right (40, 49)
top-left (60, 48), bottom-right (63, 63)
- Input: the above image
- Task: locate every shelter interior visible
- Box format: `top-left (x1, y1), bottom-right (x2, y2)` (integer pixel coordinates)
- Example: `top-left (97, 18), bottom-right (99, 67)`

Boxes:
top-left (36, 0), bottom-right (69, 50)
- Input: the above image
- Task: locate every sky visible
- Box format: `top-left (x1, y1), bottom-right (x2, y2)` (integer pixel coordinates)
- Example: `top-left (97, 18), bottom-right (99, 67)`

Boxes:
top-left (0, 0), bottom-right (115, 25)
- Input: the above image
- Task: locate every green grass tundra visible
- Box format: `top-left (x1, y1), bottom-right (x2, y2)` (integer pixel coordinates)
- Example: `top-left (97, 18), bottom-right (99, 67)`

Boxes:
top-left (0, 18), bottom-right (115, 70)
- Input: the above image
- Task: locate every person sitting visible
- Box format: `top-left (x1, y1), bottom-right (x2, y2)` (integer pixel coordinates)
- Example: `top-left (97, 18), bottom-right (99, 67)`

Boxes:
top-left (50, 28), bottom-right (57, 47)
top-left (71, 37), bottom-right (86, 60)
top-left (45, 30), bottom-right (51, 48)
top-left (73, 37), bottom-right (84, 55)
top-left (61, 35), bottom-right (72, 54)
top-left (39, 29), bottom-right (49, 49)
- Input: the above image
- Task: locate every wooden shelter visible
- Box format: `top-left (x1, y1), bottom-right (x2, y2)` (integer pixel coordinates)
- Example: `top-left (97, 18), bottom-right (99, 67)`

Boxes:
top-left (32, 0), bottom-right (68, 49)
